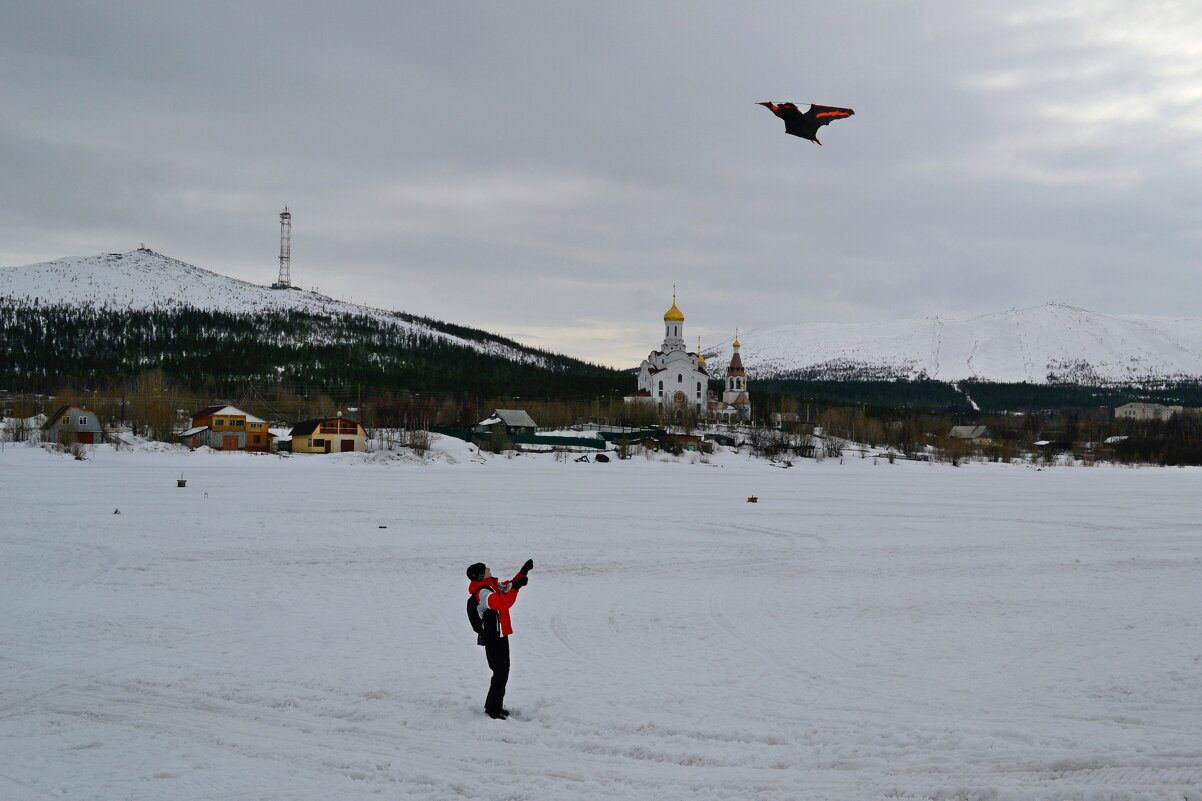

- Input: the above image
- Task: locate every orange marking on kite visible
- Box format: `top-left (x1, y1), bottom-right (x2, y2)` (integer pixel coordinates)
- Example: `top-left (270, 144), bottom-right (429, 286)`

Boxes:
top-left (815, 110), bottom-right (851, 119)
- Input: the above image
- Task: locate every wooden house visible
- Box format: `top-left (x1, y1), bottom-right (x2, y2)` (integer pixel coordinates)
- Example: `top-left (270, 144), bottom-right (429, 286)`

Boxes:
top-left (289, 415), bottom-right (368, 454)
top-left (178, 405), bottom-right (271, 452)
top-left (41, 405), bottom-right (105, 445)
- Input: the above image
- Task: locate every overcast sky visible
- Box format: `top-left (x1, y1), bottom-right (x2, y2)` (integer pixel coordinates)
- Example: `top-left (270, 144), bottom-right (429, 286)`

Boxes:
top-left (3, 1), bottom-right (1201, 367)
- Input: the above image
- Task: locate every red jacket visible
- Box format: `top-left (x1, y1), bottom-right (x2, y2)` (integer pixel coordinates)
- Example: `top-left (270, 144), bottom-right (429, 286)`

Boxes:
top-left (468, 571), bottom-right (526, 637)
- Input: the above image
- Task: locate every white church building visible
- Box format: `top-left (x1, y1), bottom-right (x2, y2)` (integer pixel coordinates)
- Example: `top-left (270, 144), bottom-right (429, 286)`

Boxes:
top-left (625, 294), bottom-right (751, 422)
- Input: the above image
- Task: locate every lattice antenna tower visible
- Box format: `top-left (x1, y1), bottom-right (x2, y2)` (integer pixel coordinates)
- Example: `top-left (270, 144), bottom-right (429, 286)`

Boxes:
top-left (272, 206), bottom-right (292, 289)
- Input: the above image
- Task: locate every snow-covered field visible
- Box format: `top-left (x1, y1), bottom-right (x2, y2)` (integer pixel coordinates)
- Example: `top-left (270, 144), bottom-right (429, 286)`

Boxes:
top-left (2, 439), bottom-right (1200, 801)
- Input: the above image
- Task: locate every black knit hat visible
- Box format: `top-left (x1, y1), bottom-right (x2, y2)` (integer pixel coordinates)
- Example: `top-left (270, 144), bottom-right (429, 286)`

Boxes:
top-left (466, 562), bottom-right (486, 580)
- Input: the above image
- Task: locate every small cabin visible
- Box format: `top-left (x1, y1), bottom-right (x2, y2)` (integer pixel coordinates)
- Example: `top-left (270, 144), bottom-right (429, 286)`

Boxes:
top-left (474, 409), bottom-right (538, 437)
top-left (41, 405), bottom-right (105, 445)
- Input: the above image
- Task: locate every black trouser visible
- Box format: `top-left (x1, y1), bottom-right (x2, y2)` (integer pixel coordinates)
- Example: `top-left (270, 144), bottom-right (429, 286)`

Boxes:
top-left (484, 635), bottom-right (510, 714)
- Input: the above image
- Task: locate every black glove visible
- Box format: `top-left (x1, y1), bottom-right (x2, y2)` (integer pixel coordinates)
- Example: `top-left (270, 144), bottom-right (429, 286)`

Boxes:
top-left (521, 559), bottom-right (534, 574)
top-left (511, 575), bottom-right (528, 589)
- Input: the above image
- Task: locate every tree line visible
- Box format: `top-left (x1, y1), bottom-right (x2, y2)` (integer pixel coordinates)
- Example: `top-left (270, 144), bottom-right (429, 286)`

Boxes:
top-left (4, 300), bottom-right (1201, 464)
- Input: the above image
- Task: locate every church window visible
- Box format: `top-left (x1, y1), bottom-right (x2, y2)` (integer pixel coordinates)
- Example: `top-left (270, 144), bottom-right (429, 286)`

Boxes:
top-left (696, 381), bottom-right (701, 391)
top-left (678, 374), bottom-right (683, 383)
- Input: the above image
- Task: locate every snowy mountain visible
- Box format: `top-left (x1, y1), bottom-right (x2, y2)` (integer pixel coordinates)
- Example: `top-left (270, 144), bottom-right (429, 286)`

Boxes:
top-left (7, 251), bottom-right (1201, 386)
top-left (705, 304), bottom-right (1202, 385)
top-left (0, 248), bottom-right (553, 367)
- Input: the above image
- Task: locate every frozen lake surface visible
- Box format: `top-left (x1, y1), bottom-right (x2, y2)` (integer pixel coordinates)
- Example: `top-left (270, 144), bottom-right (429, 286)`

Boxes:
top-left (2, 439), bottom-right (1200, 800)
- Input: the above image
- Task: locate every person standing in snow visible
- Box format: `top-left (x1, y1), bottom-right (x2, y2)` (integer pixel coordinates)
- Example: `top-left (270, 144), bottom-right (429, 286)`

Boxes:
top-left (466, 559), bottom-right (533, 720)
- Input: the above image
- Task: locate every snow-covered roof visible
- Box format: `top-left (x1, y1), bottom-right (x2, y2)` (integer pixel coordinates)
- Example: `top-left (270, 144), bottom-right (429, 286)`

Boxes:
top-left (490, 409), bottom-right (538, 428)
top-left (290, 417), bottom-right (364, 436)
top-left (949, 425), bottom-right (990, 438)
top-left (178, 425), bottom-right (209, 437)
top-left (203, 406), bottom-right (267, 424)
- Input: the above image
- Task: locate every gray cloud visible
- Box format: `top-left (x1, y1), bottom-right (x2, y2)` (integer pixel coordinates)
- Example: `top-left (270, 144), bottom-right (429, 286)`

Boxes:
top-left (3, 1), bottom-right (1200, 366)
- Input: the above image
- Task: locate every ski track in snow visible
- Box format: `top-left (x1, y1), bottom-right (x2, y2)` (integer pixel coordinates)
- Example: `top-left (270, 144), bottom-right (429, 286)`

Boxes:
top-left (2, 442), bottom-right (1201, 800)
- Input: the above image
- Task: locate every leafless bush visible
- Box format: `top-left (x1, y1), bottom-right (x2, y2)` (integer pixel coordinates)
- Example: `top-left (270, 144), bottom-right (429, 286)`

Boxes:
top-left (405, 429), bottom-right (431, 454)
top-left (823, 436), bottom-right (844, 459)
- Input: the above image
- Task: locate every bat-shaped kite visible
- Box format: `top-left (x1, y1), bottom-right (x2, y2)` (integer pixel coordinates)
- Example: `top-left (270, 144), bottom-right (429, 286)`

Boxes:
top-left (757, 101), bottom-right (854, 145)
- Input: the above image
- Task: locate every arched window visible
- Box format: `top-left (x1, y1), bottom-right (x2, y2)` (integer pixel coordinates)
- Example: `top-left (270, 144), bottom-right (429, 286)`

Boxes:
top-left (658, 380), bottom-right (663, 392)
top-left (678, 374), bottom-right (683, 383)
top-left (696, 381), bottom-right (701, 391)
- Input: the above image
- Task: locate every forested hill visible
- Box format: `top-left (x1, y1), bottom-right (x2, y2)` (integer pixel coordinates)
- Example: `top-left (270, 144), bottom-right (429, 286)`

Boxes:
top-left (0, 250), bottom-right (632, 397)
top-left (0, 300), bottom-right (631, 398)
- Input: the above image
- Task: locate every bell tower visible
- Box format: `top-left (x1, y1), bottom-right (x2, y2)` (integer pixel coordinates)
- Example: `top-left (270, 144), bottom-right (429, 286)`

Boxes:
top-left (662, 286), bottom-right (686, 352)
top-left (723, 331), bottom-right (751, 419)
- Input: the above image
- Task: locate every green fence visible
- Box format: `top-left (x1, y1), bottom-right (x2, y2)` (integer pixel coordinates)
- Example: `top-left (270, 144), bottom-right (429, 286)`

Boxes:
top-left (431, 426), bottom-right (610, 451)
top-left (596, 427), bottom-right (664, 442)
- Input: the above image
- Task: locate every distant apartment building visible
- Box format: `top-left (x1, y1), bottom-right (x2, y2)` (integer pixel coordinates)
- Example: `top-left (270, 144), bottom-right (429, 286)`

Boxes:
top-left (1114, 402), bottom-right (1180, 422)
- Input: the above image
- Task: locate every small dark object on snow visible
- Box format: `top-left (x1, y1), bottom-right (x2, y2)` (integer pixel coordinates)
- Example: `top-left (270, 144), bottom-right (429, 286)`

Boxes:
top-left (747, 496), bottom-right (759, 503)
top-left (176, 479), bottom-right (186, 488)
top-left (757, 101), bottom-right (854, 145)
top-left (378, 525), bottom-right (387, 529)
top-left (574, 454), bottom-right (590, 463)
top-left (594, 453), bottom-right (610, 463)
top-left (113, 508), bottom-right (121, 515)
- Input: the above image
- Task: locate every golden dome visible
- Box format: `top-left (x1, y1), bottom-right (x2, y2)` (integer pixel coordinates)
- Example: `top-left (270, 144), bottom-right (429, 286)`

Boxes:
top-left (663, 301), bottom-right (684, 322)
top-left (733, 337), bottom-right (741, 349)
top-left (696, 337), bottom-right (705, 364)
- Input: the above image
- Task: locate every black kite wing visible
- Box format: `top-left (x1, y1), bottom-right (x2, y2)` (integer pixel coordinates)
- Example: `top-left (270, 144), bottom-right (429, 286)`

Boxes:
top-left (757, 101), bottom-right (854, 145)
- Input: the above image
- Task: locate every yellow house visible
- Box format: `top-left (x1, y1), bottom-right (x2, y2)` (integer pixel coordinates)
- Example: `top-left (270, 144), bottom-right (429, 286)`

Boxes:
top-left (289, 415), bottom-right (367, 453)
top-left (178, 405), bottom-right (272, 452)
